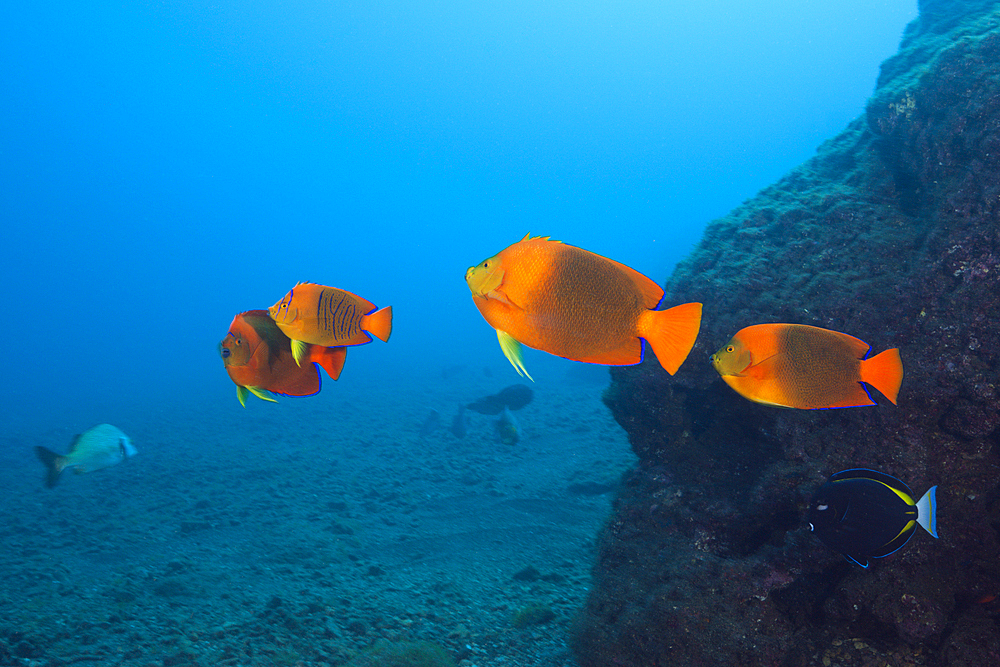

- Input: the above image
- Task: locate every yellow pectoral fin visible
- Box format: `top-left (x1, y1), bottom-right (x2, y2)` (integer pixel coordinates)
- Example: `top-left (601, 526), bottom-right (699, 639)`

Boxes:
top-left (237, 385), bottom-right (249, 408)
top-left (497, 330), bottom-right (534, 382)
top-left (247, 386), bottom-right (278, 403)
top-left (290, 339), bottom-right (308, 366)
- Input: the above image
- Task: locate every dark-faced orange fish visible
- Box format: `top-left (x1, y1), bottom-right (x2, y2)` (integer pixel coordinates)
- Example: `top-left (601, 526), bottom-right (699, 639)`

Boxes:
top-left (269, 283), bottom-right (392, 365)
top-left (220, 310), bottom-right (347, 407)
top-left (710, 323), bottom-right (903, 409)
top-left (465, 235), bottom-right (702, 379)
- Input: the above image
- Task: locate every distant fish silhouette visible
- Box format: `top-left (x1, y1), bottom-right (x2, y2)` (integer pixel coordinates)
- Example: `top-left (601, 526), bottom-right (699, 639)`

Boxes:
top-left (449, 405), bottom-right (468, 438)
top-left (466, 383), bottom-right (534, 415)
top-left (496, 407), bottom-right (520, 446)
top-left (419, 409), bottom-right (442, 437)
top-left (441, 364), bottom-right (467, 380)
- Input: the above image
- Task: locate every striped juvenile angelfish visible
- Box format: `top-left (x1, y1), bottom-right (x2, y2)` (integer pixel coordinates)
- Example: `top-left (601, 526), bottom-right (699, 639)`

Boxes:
top-left (269, 282), bottom-right (392, 365)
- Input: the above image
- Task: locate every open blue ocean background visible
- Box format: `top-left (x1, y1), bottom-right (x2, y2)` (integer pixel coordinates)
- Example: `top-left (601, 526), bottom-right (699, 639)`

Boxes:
top-left (1, 0), bottom-right (916, 428)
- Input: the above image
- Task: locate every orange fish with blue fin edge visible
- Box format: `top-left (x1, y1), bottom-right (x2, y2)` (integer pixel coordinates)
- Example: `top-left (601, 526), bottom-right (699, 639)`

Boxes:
top-left (268, 283), bottom-right (392, 366)
top-left (709, 323), bottom-right (903, 409)
top-left (465, 234), bottom-right (702, 380)
top-left (220, 310), bottom-right (347, 407)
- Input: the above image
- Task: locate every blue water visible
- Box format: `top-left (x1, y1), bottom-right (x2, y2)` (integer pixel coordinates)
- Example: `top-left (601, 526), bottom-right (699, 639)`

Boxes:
top-left (1, 0), bottom-right (916, 427)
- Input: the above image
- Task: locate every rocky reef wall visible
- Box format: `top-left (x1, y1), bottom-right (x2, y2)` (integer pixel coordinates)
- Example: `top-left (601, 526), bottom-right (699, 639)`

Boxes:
top-left (572, 1), bottom-right (1000, 665)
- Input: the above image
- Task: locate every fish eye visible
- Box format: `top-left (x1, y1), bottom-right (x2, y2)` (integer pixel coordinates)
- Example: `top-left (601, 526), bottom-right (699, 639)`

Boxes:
top-left (726, 345), bottom-right (735, 353)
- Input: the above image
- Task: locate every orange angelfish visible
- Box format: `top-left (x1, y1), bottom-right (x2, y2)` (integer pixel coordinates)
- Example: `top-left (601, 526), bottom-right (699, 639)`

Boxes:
top-left (464, 234), bottom-right (703, 379)
top-left (269, 283), bottom-right (392, 365)
top-left (220, 310), bottom-right (347, 407)
top-left (709, 323), bottom-right (903, 409)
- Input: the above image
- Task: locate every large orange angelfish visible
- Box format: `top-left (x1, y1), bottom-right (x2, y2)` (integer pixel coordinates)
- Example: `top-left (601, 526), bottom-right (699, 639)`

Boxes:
top-left (709, 323), bottom-right (903, 409)
top-left (269, 283), bottom-right (392, 366)
top-left (220, 310), bottom-right (347, 407)
top-left (465, 234), bottom-right (702, 380)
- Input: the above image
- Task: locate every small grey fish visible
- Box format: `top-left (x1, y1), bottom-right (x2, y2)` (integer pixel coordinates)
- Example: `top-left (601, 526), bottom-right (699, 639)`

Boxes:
top-left (496, 407), bottom-right (520, 446)
top-left (34, 423), bottom-right (137, 488)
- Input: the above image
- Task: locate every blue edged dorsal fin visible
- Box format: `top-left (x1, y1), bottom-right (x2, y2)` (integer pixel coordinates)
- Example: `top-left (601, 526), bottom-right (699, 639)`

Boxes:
top-left (830, 468), bottom-right (913, 499)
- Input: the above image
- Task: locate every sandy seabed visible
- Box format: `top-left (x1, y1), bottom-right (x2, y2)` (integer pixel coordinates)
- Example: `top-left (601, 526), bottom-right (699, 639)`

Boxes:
top-left (0, 366), bottom-right (634, 667)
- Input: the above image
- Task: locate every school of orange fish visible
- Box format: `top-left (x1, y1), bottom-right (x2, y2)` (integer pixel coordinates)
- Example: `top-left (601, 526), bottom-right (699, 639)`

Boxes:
top-left (215, 233), bottom-right (935, 567)
top-left (219, 233), bottom-right (902, 410)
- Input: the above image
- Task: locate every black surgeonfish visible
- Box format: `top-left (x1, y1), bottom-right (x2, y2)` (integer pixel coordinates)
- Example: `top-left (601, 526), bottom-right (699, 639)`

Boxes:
top-left (466, 383), bottom-right (533, 415)
top-left (808, 468), bottom-right (939, 568)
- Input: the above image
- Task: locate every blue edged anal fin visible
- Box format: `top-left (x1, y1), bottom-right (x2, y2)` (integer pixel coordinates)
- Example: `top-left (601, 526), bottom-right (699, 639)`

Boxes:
top-left (844, 552), bottom-right (872, 569)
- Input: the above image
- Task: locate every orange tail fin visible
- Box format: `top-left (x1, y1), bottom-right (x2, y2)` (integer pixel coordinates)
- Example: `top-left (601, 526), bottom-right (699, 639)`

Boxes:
top-left (860, 348), bottom-right (903, 404)
top-left (311, 346), bottom-right (348, 381)
top-left (641, 302), bottom-right (703, 375)
top-left (362, 305), bottom-right (393, 342)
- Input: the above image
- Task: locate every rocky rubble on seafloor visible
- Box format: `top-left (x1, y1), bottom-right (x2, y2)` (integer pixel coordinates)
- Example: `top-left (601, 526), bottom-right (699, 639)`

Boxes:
top-left (0, 380), bottom-right (634, 667)
top-left (573, 1), bottom-right (1000, 665)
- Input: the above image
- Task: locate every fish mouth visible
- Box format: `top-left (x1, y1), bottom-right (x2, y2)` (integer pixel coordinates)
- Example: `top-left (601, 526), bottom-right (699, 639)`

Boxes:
top-left (466, 265), bottom-right (504, 297)
top-left (269, 305), bottom-right (296, 323)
